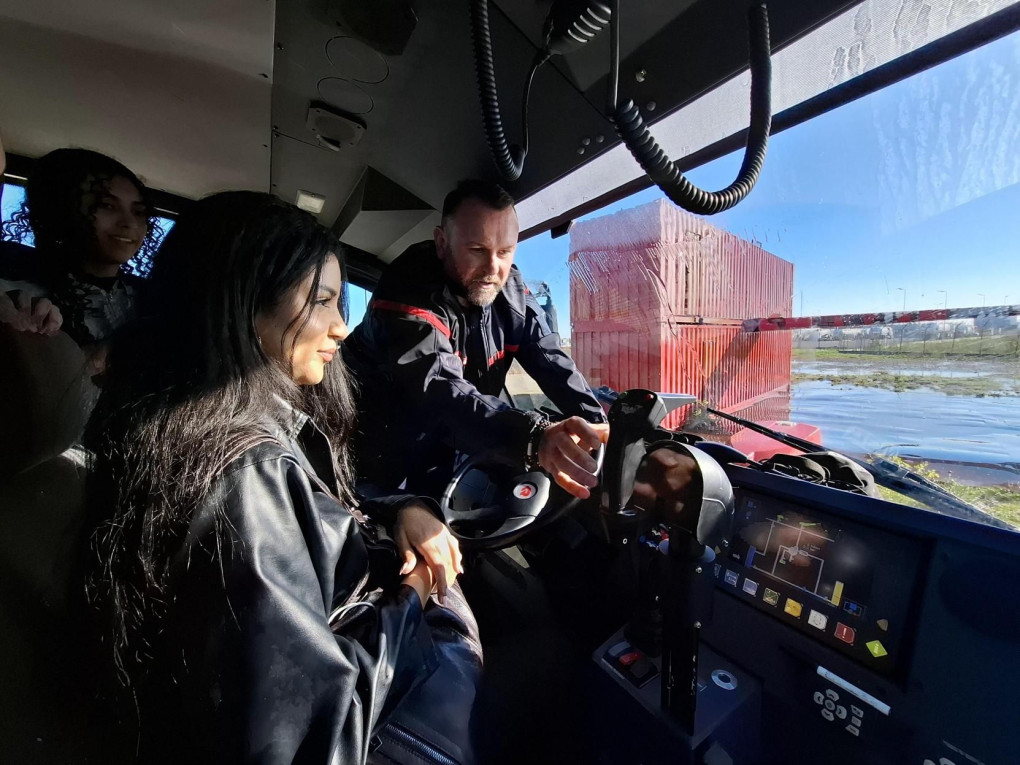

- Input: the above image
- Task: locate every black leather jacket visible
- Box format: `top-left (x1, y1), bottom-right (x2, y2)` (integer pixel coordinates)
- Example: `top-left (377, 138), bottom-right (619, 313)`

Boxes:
top-left (132, 405), bottom-right (437, 764)
top-left (343, 241), bottom-right (605, 489)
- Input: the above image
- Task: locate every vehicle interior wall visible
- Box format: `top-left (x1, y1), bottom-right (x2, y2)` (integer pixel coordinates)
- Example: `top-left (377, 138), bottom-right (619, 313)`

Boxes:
top-left (0, 0), bottom-right (274, 199)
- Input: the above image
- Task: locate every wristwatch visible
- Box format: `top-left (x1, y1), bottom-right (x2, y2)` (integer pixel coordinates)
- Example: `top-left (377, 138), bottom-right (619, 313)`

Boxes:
top-left (525, 417), bottom-right (551, 471)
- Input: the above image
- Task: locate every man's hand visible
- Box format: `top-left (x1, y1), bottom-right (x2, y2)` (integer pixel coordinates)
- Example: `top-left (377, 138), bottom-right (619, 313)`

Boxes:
top-left (538, 417), bottom-right (610, 499)
top-left (629, 447), bottom-right (699, 523)
top-left (395, 502), bottom-right (463, 605)
top-left (0, 291), bottom-right (62, 335)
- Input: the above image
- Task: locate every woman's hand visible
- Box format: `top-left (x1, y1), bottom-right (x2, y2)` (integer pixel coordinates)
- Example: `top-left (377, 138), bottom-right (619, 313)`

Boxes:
top-left (395, 502), bottom-right (463, 605)
top-left (0, 291), bottom-right (63, 335)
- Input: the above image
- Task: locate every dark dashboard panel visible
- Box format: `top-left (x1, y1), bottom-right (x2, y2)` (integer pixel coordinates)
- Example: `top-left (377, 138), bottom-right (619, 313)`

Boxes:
top-left (701, 465), bottom-right (1020, 765)
top-left (718, 488), bottom-right (927, 678)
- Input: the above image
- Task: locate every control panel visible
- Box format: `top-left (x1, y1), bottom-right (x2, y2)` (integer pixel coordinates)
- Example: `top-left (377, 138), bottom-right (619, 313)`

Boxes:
top-left (591, 626), bottom-right (761, 765)
top-left (714, 489), bottom-right (926, 675)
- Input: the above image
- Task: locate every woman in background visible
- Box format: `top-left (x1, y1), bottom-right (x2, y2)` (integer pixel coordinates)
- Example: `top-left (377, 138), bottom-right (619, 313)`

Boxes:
top-left (0, 147), bottom-right (163, 345)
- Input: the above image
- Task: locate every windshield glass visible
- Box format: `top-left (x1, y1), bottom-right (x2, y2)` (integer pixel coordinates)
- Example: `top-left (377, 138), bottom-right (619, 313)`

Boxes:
top-left (514, 31), bottom-right (1020, 531)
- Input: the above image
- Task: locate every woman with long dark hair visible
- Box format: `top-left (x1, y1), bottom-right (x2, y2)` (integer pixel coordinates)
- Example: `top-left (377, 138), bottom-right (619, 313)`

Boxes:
top-left (85, 191), bottom-right (475, 764)
top-left (0, 148), bottom-right (163, 345)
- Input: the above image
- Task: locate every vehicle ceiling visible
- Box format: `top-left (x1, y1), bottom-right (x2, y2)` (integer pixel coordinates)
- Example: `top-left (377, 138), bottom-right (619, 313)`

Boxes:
top-left (0, 0), bottom-right (953, 266)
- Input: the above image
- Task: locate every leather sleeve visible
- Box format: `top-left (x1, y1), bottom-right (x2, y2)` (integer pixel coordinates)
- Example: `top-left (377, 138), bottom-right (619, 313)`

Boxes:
top-left (358, 308), bottom-right (540, 460)
top-left (515, 290), bottom-right (607, 424)
top-left (356, 485), bottom-right (445, 529)
top-left (166, 449), bottom-right (434, 764)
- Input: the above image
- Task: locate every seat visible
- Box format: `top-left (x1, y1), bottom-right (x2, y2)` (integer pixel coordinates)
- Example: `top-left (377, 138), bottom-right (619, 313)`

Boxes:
top-left (0, 326), bottom-right (96, 762)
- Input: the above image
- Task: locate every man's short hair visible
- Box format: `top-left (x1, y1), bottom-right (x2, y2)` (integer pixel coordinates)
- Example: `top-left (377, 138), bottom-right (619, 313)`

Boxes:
top-left (441, 179), bottom-right (515, 225)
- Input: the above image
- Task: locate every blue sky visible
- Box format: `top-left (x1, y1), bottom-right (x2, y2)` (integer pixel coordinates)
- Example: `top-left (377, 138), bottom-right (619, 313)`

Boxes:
top-left (512, 30), bottom-right (1020, 333)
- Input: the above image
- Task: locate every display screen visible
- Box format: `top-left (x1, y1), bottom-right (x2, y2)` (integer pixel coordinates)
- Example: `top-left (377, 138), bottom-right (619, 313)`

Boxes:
top-left (715, 490), bottom-right (927, 675)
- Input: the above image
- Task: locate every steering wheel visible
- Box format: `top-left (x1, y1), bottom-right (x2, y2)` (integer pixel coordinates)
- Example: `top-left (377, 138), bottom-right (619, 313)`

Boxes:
top-left (439, 443), bottom-right (606, 551)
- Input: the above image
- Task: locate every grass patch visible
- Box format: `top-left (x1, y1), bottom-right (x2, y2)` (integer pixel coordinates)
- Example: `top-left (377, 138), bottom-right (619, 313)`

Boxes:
top-left (794, 335), bottom-right (1020, 360)
top-left (792, 370), bottom-right (1018, 396)
top-left (877, 459), bottom-right (1020, 529)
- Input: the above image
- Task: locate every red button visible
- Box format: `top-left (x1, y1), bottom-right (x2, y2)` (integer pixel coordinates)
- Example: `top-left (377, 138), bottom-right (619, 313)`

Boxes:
top-left (835, 622), bottom-right (856, 645)
top-left (619, 651), bottom-right (642, 667)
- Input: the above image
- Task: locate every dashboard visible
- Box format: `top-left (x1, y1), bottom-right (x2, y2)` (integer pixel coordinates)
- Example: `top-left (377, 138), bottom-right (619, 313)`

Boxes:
top-left (717, 488), bottom-right (926, 677)
top-left (697, 463), bottom-right (1020, 765)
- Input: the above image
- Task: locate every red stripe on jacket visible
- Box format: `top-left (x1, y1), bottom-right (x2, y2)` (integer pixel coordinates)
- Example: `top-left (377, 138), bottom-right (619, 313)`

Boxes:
top-left (487, 344), bottom-right (519, 368)
top-left (370, 299), bottom-right (452, 339)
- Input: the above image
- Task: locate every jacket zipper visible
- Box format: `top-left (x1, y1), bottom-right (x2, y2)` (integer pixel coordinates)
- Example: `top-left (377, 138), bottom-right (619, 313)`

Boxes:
top-left (378, 722), bottom-right (460, 765)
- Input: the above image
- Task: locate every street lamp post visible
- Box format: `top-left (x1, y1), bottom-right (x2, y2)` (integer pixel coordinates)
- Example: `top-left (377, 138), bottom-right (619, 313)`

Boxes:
top-left (937, 290), bottom-right (949, 341)
top-left (896, 287), bottom-right (906, 351)
top-left (977, 294), bottom-right (986, 355)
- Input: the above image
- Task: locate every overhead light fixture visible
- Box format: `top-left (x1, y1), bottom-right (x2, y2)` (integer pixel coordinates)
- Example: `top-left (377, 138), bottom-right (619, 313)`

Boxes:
top-left (296, 190), bottom-right (326, 214)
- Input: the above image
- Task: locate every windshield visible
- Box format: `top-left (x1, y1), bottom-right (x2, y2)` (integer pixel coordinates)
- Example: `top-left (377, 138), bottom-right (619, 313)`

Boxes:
top-left (513, 30), bottom-right (1020, 531)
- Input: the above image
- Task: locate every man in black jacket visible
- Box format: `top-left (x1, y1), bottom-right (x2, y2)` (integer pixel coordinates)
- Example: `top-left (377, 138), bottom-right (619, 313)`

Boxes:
top-left (344, 179), bottom-right (608, 499)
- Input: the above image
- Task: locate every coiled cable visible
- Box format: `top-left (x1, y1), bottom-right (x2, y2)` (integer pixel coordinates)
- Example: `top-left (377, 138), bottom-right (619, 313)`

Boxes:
top-left (610, 3), bottom-right (772, 215)
top-left (470, 0), bottom-right (550, 181)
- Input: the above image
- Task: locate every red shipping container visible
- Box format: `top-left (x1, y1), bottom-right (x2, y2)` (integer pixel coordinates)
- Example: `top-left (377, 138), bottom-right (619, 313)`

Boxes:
top-left (569, 200), bottom-right (794, 429)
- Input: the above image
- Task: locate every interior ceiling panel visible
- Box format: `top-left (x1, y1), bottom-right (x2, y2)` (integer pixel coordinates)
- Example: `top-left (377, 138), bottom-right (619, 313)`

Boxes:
top-left (269, 134), bottom-right (367, 233)
top-left (493, 0), bottom-right (701, 93)
top-left (271, 0), bottom-right (863, 260)
top-left (0, 0), bottom-right (275, 198)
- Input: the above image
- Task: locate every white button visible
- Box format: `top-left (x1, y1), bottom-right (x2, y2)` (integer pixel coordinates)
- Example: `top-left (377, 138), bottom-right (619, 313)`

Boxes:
top-left (851, 704), bottom-right (864, 718)
top-left (835, 705), bottom-right (847, 719)
top-left (813, 692), bottom-right (825, 705)
top-left (845, 724), bottom-right (860, 736)
top-left (824, 699), bottom-right (836, 712)
top-left (826, 689), bottom-right (839, 701)
top-left (922, 760), bottom-right (936, 765)
top-left (851, 716), bottom-right (862, 727)
top-left (822, 709), bottom-right (835, 722)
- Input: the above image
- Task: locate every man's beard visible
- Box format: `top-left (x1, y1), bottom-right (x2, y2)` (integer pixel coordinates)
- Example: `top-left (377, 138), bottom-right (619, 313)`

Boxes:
top-left (465, 278), bottom-right (503, 307)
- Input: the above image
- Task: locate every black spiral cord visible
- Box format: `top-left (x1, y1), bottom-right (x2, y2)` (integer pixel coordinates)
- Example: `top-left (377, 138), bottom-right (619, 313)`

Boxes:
top-left (609, 3), bottom-right (773, 215)
top-left (470, 0), bottom-right (772, 208)
top-left (470, 0), bottom-right (551, 181)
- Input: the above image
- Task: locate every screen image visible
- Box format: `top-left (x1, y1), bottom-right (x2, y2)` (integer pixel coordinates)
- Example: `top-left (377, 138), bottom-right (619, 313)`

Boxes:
top-left (716, 490), bottom-right (927, 675)
top-left (736, 503), bottom-right (874, 616)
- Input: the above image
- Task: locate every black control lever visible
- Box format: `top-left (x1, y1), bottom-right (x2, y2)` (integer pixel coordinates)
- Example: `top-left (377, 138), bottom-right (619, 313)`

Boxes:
top-left (600, 389), bottom-right (736, 737)
top-left (601, 389), bottom-right (693, 515)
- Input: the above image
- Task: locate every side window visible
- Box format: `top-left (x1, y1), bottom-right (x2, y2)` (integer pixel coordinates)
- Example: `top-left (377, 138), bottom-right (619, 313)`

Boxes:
top-left (2, 181), bottom-right (175, 275)
top-left (1, 182), bottom-right (32, 245)
top-left (347, 283), bottom-right (371, 330)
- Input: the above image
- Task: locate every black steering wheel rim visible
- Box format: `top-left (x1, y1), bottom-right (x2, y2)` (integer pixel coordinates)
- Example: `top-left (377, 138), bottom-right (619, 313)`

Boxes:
top-left (440, 444), bottom-right (605, 551)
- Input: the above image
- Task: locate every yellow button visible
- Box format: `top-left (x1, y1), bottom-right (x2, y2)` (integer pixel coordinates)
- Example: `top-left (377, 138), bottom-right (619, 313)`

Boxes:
top-left (866, 640), bottom-right (888, 658)
top-left (784, 599), bottom-right (803, 617)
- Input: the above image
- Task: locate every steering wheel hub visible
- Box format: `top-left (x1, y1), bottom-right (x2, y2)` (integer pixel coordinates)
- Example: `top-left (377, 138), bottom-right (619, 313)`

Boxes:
top-left (440, 443), bottom-right (604, 551)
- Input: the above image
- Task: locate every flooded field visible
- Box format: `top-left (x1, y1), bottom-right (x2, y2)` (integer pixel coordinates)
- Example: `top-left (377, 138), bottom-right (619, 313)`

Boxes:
top-left (790, 356), bottom-right (1020, 488)
top-left (509, 353), bottom-right (1019, 489)
top-left (793, 355), bottom-right (1020, 397)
